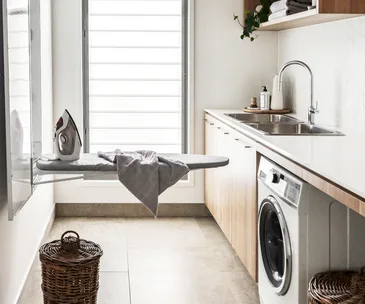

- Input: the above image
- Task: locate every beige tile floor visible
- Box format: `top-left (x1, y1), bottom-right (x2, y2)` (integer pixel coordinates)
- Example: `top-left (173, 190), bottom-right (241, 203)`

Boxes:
top-left (18, 217), bottom-right (259, 304)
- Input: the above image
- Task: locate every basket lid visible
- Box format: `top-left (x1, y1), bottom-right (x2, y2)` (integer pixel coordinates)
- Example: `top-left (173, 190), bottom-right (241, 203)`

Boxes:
top-left (39, 231), bottom-right (103, 264)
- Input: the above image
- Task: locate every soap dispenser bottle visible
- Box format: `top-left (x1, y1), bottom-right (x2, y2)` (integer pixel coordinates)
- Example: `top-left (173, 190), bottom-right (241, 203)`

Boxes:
top-left (260, 86), bottom-right (271, 110)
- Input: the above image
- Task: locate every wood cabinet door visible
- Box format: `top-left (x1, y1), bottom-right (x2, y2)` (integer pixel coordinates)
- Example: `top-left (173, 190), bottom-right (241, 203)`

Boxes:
top-left (230, 136), bottom-right (258, 281)
top-left (204, 117), bottom-right (222, 223)
top-left (204, 116), bottom-right (231, 241)
top-left (204, 118), bottom-right (215, 214)
top-left (215, 124), bottom-right (232, 242)
top-left (204, 114), bottom-right (257, 281)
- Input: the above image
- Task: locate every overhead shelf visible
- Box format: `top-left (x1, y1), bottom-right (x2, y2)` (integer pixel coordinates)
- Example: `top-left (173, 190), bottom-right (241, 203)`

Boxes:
top-left (257, 9), bottom-right (363, 31)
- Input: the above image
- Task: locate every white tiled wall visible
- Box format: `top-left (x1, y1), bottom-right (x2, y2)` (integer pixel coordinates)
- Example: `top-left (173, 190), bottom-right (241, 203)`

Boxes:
top-left (278, 16), bottom-right (365, 135)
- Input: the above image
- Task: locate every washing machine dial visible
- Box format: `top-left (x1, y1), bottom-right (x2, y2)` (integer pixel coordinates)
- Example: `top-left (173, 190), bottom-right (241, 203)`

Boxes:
top-left (269, 170), bottom-right (280, 184)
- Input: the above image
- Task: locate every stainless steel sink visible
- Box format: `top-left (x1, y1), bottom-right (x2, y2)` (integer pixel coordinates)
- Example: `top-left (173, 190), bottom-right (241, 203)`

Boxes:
top-left (245, 123), bottom-right (344, 136)
top-left (225, 113), bottom-right (301, 124)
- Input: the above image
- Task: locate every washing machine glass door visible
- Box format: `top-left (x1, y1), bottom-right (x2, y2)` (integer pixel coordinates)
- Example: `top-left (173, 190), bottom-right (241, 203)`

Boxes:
top-left (259, 195), bottom-right (292, 296)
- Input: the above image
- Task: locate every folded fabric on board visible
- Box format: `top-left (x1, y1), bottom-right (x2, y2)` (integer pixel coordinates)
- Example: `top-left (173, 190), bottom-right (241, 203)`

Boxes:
top-left (98, 150), bottom-right (190, 216)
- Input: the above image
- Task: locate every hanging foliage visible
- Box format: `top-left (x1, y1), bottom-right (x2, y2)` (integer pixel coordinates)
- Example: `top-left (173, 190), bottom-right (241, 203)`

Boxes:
top-left (234, 0), bottom-right (274, 42)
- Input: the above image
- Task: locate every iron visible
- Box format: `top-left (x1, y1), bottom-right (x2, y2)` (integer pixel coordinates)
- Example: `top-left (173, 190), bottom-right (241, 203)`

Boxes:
top-left (53, 109), bottom-right (82, 161)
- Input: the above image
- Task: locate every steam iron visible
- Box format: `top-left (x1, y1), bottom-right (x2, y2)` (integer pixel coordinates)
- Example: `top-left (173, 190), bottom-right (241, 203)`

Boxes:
top-left (54, 109), bottom-right (82, 161)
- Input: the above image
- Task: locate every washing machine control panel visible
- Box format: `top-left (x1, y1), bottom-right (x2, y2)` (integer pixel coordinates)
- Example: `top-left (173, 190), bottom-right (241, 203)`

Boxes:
top-left (259, 160), bottom-right (303, 207)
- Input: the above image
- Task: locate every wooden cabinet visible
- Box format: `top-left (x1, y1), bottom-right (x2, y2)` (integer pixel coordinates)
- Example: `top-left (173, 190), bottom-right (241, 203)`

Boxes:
top-left (204, 114), bottom-right (258, 281)
top-left (318, 0), bottom-right (365, 14)
top-left (229, 134), bottom-right (257, 280)
top-left (244, 0), bottom-right (260, 14)
top-left (204, 117), bottom-right (232, 241)
top-left (243, 0), bottom-right (365, 32)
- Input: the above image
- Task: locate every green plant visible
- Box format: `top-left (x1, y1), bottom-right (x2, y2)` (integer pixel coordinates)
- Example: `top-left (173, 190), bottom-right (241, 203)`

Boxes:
top-left (234, 0), bottom-right (274, 42)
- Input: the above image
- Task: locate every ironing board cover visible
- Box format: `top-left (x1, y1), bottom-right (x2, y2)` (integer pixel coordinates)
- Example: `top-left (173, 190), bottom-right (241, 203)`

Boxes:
top-left (36, 153), bottom-right (229, 172)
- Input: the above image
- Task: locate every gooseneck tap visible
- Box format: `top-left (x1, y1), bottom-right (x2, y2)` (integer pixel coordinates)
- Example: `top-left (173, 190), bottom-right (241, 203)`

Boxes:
top-left (277, 60), bottom-right (319, 125)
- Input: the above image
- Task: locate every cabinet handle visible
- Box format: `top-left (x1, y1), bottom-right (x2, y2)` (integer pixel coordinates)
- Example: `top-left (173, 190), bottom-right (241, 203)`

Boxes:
top-left (235, 138), bottom-right (251, 148)
top-left (217, 126), bottom-right (229, 135)
top-left (204, 119), bottom-right (214, 125)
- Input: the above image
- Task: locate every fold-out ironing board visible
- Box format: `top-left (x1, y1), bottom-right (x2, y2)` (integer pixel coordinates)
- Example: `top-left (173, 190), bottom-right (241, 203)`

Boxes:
top-left (35, 153), bottom-right (229, 184)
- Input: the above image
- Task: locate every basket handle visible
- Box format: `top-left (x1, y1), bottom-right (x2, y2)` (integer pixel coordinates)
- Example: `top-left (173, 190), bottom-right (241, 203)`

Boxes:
top-left (61, 230), bottom-right (80, 252)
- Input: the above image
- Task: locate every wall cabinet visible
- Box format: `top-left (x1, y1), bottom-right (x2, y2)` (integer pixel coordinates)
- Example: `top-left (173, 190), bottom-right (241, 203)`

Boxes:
top-left (205, 114), bottom-right (257, 281)
top-left (244, 0), bottom-right (365, 31)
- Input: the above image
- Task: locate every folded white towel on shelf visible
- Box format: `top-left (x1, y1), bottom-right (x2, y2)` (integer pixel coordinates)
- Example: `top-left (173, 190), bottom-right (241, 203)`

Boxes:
top-left (268, 9), bottom-right (287, 20)
top-left (270, 0), bottom-right (287, 13)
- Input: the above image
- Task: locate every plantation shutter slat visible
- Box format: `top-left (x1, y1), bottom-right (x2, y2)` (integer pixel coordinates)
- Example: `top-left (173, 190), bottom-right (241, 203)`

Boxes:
top-left (87, 0), bottom-right (183, 153)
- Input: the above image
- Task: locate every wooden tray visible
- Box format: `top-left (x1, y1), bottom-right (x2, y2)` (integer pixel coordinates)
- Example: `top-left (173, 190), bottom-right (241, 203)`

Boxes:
top-left (243, 107), bottom-right (291, 114)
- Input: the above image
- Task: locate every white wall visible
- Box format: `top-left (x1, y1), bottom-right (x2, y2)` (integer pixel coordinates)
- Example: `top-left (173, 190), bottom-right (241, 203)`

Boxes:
top-left (278, 16), bottom-right (365, 135)
top-left (52, 0), bottom-right (278, 204)
top-left (0, 0), bottom-right (54, 303)
top-left (0, 186), bottom-right (54, 304)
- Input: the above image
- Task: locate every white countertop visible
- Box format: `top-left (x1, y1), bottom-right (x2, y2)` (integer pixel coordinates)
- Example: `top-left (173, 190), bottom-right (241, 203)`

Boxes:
top-left (205, 109), bottom-right (365, 200)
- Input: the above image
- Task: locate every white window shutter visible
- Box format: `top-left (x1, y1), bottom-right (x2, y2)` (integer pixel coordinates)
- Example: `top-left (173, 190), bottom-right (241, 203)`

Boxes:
top-left (87, 0), bottom-right (183, 153)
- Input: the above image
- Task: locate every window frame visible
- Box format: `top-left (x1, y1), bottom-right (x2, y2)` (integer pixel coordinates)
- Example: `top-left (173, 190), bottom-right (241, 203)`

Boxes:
top-left (81, 0), bottom-right (189, 154)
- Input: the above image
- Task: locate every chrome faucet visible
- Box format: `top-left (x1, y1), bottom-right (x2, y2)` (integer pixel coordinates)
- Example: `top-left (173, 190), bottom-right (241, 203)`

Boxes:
top-left (277, 60), bottom-right (319, 125)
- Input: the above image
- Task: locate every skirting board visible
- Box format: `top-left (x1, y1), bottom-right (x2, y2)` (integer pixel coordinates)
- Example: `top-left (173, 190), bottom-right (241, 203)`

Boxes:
top-left (56, 203), bottom-right (212, 217)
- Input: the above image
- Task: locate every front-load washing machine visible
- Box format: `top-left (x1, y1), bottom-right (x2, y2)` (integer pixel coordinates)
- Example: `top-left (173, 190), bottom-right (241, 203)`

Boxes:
top-left (258, 157), bottom-right (365, 304)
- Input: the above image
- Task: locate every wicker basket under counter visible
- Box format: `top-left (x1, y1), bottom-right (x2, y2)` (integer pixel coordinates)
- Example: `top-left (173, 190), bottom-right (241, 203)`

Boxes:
top-left (308, 268), bottom-right (365, 304)
top-left (39, 231), bottom-right (103, 304)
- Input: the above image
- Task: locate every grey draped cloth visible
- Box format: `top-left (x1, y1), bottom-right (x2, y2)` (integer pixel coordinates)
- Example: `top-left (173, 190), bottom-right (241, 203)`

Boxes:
top-left (97, 150), bottom-right (190, 216)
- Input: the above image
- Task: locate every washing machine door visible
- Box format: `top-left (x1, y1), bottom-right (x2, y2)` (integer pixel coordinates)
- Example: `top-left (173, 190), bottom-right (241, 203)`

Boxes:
top-left (259, 195), bottom-right (292, 296)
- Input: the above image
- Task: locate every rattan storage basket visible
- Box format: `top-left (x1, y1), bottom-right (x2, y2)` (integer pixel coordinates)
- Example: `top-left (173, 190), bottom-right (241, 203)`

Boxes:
top-left (308, 268), bottom-right (365, 304)
top-left (39, 231), bottom-right (103, 304)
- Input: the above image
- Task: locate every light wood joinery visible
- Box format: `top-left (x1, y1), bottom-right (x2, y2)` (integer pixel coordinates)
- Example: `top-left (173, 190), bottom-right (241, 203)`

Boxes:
top-left (256, 0), bottom-right (365, 31)
top-left (318, 0), bottom-right (365, 14)
top-left (205, 114), bottom-right (258, 281)
top-left (244, 0), bottom-right (261, 14)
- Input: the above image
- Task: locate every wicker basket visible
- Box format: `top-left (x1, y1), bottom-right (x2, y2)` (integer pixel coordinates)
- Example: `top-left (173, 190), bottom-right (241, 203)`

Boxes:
top-left (308, 268), bottom-right (365, 304)
top-left (39, 231), bottom-right (103, 304)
